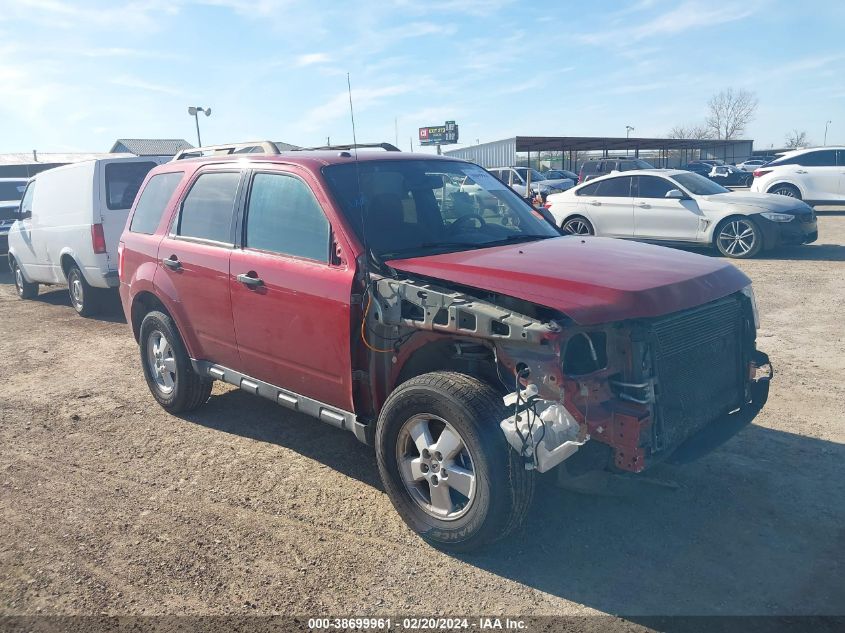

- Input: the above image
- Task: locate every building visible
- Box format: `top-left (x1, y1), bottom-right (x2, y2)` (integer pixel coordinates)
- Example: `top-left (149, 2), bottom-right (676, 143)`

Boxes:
top-left (0, 151), bottom-right (132, 179)
top-left (445, 136), bottom-right (755, 171)
top-left (110, 138), bottom-right (193, 156)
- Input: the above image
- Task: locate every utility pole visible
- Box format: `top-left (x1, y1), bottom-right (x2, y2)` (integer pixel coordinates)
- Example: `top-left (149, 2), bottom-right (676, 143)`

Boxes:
top-left (395, 117), bottom-right (398, 147)
top-left (625, 125), bottom-right (634, 157)
top-left (188, 106), bottom-right (211, 147)
top-left (824, 120), bottom-right (832, 146)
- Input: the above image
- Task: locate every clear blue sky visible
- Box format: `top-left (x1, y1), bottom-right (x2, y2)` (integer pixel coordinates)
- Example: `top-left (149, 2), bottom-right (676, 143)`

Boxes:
top-left (1, 0), bottom-right (843, 154)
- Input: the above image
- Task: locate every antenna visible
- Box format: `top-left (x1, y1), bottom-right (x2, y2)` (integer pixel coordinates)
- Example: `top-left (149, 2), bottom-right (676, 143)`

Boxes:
top-left (347, 73), bottom-right (373, 292)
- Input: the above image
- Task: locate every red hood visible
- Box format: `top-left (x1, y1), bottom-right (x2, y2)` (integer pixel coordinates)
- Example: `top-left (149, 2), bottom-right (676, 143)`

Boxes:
top-left (387, 237), bottom-right (750, 325)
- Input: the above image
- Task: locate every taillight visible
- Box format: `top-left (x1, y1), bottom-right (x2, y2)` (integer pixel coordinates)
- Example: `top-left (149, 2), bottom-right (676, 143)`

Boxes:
top-left (117, 241), bottom-right (125, 281)
top-left (91, 223), bottom-right (107, 254)
top-left (753, 169), bottom-right (772, 178)
top-left (543, 202), bottom-right (553, 209)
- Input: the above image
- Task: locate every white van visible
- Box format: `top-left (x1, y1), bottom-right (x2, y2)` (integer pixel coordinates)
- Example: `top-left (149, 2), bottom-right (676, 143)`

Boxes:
top-left (7, 156), bottom-right (168, 316)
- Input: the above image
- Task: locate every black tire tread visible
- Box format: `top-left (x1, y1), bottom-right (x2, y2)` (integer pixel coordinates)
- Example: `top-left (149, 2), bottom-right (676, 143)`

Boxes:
top-left (377, 371), bottom-right (534, 551)
top-left (562, 215), bottom-right (594, 235)
top-left (139, 310), bottom-right (212, 413)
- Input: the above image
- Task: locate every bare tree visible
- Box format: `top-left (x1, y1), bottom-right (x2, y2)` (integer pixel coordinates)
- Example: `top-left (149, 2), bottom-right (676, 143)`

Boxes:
top-left (668, 124), bottom-right (712, 139)
top-left (784, 129), bottom-right (811, 149)
top-left (705, 88), bottom-right (758, 140)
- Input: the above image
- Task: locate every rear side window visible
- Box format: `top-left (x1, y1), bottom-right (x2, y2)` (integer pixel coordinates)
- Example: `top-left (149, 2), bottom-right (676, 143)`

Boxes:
top-left (245, 173), bottom-right (330, 262)
top-left (0, 181), bottom-right (26, 200)
top-left (178, 171), bottom-right (241, 243)
top-left (105, 162), bottom-right (158, 210)
top-left (636, 176), bottom-right (675, 198)
top-left (838, 150), bottom-right (845, 166)
top-left (576, 181), bottom-right (601, 196)
top-left (594, 176), bottom-right (632, 197)
top-left (795, 150), bottom-right (836, 167)
top-left (130, 172), bottom-right (184, 235)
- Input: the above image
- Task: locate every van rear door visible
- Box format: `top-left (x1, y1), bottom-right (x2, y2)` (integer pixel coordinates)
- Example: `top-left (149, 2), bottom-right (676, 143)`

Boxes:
top-left (98, 157), bottom-right (165, 269)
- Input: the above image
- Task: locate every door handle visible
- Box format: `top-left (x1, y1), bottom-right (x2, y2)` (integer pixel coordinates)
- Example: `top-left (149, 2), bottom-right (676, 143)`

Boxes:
top-left (637, 202), bottom-right (650, 208)
top-left (237, 272), bottom-right (264, 288)
top-left (795, 170), bottom-right (808, 174)
top-left (589, 199), bottom-right (601, 206)
top-left (162, 256), bottom-right (181, 270)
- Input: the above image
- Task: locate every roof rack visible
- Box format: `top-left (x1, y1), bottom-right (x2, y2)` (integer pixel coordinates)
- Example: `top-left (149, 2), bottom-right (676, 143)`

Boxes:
top-left (172, 141), bottom-right (281, 161)
top-left (302, 142), bottom-right (401, 152)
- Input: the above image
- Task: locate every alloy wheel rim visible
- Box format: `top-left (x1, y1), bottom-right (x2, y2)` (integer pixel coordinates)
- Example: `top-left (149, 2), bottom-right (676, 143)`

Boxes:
top-left (146, 330), bottom-right (177, 394)
top-left (14, 264), bottom-right (23, 294)
top-left (69, 272), bottom-right (84, 309)
top-left (563, 219), bottom-right (591, 235)
top-left (774, 187), bottom-right (796, 197)
top-left (396, 414), bottom-right (477, 521)
top-left (718, 220), bottom-right (756, 256)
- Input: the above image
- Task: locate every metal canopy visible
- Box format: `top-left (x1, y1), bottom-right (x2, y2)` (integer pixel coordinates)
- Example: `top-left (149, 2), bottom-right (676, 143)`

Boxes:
top-left (515, 136), bottom-right (750, 153)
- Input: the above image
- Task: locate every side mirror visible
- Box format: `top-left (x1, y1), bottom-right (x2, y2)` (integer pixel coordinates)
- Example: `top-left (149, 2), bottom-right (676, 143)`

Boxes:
top-left (665, 189), bottom-right (685, 200)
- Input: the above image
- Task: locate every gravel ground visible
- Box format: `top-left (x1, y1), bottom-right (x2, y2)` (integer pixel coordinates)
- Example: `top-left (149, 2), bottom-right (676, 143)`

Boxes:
top-left (1, 213), bottom-right (843, 619)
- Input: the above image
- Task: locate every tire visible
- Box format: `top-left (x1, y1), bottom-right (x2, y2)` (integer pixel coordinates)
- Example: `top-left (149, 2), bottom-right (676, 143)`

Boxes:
top-left (715, 216), bottom-right (763, 259)
top-left (767, 183), bottom-right (801, 199)
top-left (561, 215), bottom-right (594, 236)
top-left (11, 258), bottom-right (38, 299)
top-left (376, 372), bottom-right (534, 552)
top-left (139, 310), bottom-right (212, 413)
top-left (67, 264), bottom-right (101, 317)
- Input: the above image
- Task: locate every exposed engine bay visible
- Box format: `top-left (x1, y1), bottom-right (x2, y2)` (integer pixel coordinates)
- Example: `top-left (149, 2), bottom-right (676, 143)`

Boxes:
top-left (363, 274), bottom-right (772, 474)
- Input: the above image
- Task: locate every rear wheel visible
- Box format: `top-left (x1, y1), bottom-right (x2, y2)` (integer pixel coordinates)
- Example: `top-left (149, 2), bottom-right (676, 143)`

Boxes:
top-left (376, 372), bottom-right (534, 552)
top-left (139, 310), bottom-right (212, 413)
top-left (561, 215), bottom-right (594, 236)
top-left (11, 258), bottom-right (38, 299)
top-left (768, 183), bottom-right (801, 199)
top-left (67, 264), bottom-right (101, 317)
top-left (715, 216), bottom-right (763, 259)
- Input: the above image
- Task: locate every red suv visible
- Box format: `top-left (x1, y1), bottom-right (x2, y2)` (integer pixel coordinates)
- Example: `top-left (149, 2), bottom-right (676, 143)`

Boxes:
top-left (119, 145), bottom-right (772, 551)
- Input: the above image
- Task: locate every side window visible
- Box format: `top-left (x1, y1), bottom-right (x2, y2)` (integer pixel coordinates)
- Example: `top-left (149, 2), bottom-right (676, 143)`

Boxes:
top-left (796, 150), bottom-right (836, 167)
top-left (595, 176), bottom-right (632, 197)
top-left (20, 182), bottom-right (35, 217)
top-left (105, 161), bottom-right (158, 210)
top-left (637, 176), bottom-right (676, 198)
top-left (838, 150), bottom-right (845, 166)
top-left (178, 171), bottom-right (241, 243)
top-left (576, 181), bottom-right (601, 196)
top-left (130, 172), bottom-right (184, 235)
top-left (245, 173), bottom-right (330, 262)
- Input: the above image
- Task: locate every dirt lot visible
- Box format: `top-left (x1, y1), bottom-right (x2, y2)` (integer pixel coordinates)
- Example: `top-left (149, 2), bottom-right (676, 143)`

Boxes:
top-left (1, 213), bottom-right (844, 619)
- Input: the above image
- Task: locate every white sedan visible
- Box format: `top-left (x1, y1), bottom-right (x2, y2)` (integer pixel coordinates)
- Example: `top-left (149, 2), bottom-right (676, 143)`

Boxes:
top-left (545, 169), bottom-right (818, 258)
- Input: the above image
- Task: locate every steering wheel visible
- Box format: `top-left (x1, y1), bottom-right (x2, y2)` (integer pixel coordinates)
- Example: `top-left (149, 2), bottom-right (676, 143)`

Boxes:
top-left (451, 213), bottom-right (487, 232)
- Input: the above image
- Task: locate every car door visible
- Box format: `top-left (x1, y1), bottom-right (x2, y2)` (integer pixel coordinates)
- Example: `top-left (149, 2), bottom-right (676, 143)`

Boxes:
top-left (11, 181), bottom-right (40, 276)
top-left (633, 175), bottom-right (704, 242)
top-left (577, 175), bottom-right (634, 237)
top-left (156, 168), bottom-right (243, 369)
top-left (791, 150), bottom-right (839, 200)
top-left (228, 168), bottom-right (355, 411)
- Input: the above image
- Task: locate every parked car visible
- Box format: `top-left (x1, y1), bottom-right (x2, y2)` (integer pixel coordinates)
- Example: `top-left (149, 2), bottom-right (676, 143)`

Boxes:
top-left (708, 164), bottom-right (754, 187)
top-left (0, 178), bottom-right (28, 256)
top-left (116, 147), bottom-right (772, 550)
top-left (488, 167), bottom-right (574, 199)
top-left (545, 169), bottom-right (817, 258)
top-left (683, 162), bottom-right (713, 177)
top-left (7, 156), bottom-right (167, 315)
top-left (543, 169), bottom-right (579, 182)
top-left (736, 158), bottom-right (770, 171)
top-left (578, 157), bottom-right (654, 183)
top-left (750, 146), bottom-right (845, 203)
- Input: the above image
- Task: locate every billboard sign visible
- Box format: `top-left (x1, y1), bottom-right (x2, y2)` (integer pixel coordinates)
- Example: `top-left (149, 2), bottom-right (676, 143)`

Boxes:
top-left (419, 120), bottom-right (459, 146)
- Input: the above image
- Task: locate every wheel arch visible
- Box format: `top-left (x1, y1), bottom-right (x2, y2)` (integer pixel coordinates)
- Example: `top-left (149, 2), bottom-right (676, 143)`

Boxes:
top-left (765, 179), bottom-right (805, 198)
top-left (130, 291), bottom-right (172, 343)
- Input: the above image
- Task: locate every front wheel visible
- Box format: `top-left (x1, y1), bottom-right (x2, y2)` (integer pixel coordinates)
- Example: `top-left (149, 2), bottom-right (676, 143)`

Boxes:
top-left (376, 372), bottom-right (534, 552)
top-left (11, 258), bottom-right (38, 299)
top-left (561, 215), bottom-right (594, 236)
top-left (715, 216), bottom-right (763, 258)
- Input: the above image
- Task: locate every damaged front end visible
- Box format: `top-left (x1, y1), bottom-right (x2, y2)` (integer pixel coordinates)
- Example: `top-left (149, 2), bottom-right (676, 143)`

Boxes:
top-left (367, 274), bottom-right (772, 475)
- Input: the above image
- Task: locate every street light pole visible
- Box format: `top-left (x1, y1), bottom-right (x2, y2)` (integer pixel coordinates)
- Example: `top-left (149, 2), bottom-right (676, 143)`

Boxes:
top-left (625, 125), bottom-right (634, 157)
top-left (188, 106), bottom-right (211, 147)
top-left (824, 120), bottom-right (832, 146)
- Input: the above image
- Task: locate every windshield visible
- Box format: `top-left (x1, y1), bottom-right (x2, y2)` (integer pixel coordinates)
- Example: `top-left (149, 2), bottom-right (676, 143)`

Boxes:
top-left (0, 181), bottom-right (26, 201)
top-left (672, 172), bottom-right (730, 195)
top-left (322, 160), bottom-right (559, 260)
